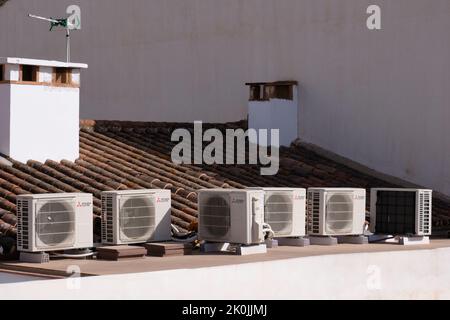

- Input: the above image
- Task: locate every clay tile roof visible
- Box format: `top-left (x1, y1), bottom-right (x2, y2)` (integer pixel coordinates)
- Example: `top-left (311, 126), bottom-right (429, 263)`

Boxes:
top-left (0, 120), bottom-right (449, 246)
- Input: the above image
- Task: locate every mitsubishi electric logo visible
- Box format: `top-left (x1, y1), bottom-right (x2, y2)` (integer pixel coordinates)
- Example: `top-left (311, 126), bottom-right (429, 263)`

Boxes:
top-left (76, 201), bottom-right (92, 208)
top-left (231, 198), bottom-right (245, 204)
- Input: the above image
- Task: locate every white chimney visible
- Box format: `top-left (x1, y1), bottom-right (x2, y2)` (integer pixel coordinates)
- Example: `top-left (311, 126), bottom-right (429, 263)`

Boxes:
top-left (0, 57), bottom-right (88, 163)
top-left (246, 81), bottom-right (299, 147)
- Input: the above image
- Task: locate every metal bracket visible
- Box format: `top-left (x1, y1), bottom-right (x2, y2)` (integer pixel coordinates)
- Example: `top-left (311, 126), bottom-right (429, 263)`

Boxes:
top-left (265, 239), bottom-right (279, 248)
top-left (337, 235), bottom-right (369, 245)
top-left (201, 242), bottom-right (230, 253)
top-left (236, 244), bottom-right (267, 256)
top-left (368, 234), bottom-right (430, 246)
top-left (276, 237), bottom-right (310, 247)
top-left (19, 252), bottom-right (50, 264)
top-left (201, 242), bottom-right (267, 255)
top-left (400, 236), bottom-right (430, 245)
top-left (309, 236), bottom-right (338, 246)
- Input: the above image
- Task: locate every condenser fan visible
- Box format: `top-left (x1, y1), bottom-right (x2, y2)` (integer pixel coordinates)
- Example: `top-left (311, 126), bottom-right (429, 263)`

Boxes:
top-left (201, 196), bottom-right (230, 237)
top-left (36, 200), bottom-right (75, 247)
top-left (120, 196), bottom-right (155, 240)
top-left (265, 193), bottom-right (293, 235)
top-left (325, 193), bottom-right (354, 234)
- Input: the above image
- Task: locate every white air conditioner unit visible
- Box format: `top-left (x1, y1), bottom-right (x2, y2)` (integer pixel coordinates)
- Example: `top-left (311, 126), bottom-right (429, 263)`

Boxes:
top-left (248, 188), bottom-right (306, 238)
top-left (198, 189), bottom-right (265, 245)
top-left (370, 188), bottom-right (432, 236)
top-left (17, 193), bottom-right (93, 253)
top-left (307, 188), bottom-right (366, 236)
top-left (101, 189), bottom-right (172, 245)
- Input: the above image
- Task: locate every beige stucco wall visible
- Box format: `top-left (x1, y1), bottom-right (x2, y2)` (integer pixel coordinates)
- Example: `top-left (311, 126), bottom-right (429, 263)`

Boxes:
top-left (1, 0), bottom-right (449, 195)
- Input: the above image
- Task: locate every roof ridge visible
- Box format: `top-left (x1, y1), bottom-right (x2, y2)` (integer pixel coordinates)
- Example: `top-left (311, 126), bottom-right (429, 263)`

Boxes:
top-left (80, 119), bottom-right (248, 131)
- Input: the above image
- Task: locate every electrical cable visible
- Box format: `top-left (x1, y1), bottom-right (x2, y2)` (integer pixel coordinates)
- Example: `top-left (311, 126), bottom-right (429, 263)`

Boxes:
top-left (262, 223), bottom-right (275, 240)
top-left (171, 224), bottom-right (181, 234)
top-left (171, 234), bottom-right (198, 243)
top-left (369, 236), bottom-right (396, 243)
top-left (171, 224), bottom-right (197, 243)
top-left (50, 251), bottom-right (95, 259)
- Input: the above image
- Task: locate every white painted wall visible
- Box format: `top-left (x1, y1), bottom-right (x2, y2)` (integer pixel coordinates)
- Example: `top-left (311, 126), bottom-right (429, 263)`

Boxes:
top-left (71, 69), bottom-right (81, 86)
top-left (1, 247), bottom-right (450, 299)
top-left (1, 0), bottom-right (449, 194)
top-left (0, 85), bottom-right (11, 157)
top-left (0, 272), bottom-right (45, 284)
top-left (8, 84), bottom-right (80, 163)
top-left (38, 66), bottom-right (53, 83)
top-left (4, 64), bottom-right (19, 81)
top-left (249, 87), bottom-right (299, 146)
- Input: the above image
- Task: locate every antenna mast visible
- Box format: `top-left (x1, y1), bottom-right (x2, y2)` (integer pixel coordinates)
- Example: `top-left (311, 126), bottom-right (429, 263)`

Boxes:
top-left (28, 9), bottom-right (80, 63)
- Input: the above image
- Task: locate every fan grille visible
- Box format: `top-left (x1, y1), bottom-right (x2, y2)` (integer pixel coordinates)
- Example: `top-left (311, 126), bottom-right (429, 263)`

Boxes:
top-left (36, 200), bottom-right (75, 248)
top-left (325, 193), bottom-right (353, 234)
top-left (200, 195), bottom-right (230, 238)
top-left (265, 193), bottom-right (293, 236)
top-left (375, 191), bottom-right (416, 235)
top-left (119, 196), bottom-right (156, 241)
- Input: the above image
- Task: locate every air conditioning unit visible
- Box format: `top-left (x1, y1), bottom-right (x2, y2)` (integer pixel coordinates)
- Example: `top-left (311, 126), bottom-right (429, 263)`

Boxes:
top-left (17, 193), bottom-right (93, 253)
top-left (307, 188), bottom-right (366, 236)
top-left (248, 188), bottom-right (306, 238)
top-left (101, 189), bottom-right (171, 245)
top-left (198, 189), bottom-right (265, 245)
top-left (370, 188), bottom-right (432, 236)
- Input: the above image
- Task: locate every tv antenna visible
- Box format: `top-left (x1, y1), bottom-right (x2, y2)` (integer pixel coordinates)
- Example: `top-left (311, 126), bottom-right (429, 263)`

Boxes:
top-left (28, 6), bottom-right (81, 63)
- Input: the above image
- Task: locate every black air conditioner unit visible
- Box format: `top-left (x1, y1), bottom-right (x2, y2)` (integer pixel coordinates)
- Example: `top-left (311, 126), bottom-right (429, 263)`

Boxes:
top-left (370, 188), bottom-right (432, 236)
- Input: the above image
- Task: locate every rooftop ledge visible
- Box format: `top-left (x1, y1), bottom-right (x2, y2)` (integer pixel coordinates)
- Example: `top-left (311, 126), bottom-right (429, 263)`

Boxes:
top-left (0, 57), bottom-right (88, 69)
top-left (1, 240), bottom-right (450, 299)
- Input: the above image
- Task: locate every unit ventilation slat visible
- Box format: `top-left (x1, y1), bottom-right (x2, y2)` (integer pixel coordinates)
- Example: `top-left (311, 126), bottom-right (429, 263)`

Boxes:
top-left (17, 199), bottom-right (29, 250)
top-left (307, 191), bottom-right (320, 234)
top-left (101, 194), bottom-right (114, 243)
top-left (418, 191), bottom-right (431, 235)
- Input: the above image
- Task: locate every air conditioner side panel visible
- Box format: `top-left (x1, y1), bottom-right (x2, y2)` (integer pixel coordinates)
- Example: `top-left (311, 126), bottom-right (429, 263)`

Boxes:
top-left (112, 194), bottom-right (119, 245)
top-left (415, 191), bottom-right (422, 236)
top-left (229, 192), bottom-right (250, 244)
top-left (29, 199), bottom-right (37, 251)
top-left (369, 189), bottom-right (378, 233)
top-left (74, 194), bottom-right (94, 249)
top-left (249, 191), bottom-right (265, 244)
top-left (426, 191), bottom-right (432, 236)
top-left (318, 191), bottom-right (326, 235)
top-left (352, 189), bottom-right (367, 235)
top-left (151, 190), bottom-right (172, 241)
top-left (291, 189), bottom-right (306, 237)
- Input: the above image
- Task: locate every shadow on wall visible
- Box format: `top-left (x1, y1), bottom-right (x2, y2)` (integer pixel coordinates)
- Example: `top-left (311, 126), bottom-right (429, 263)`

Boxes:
top-left (0, 0), bottom-right (8, 8)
